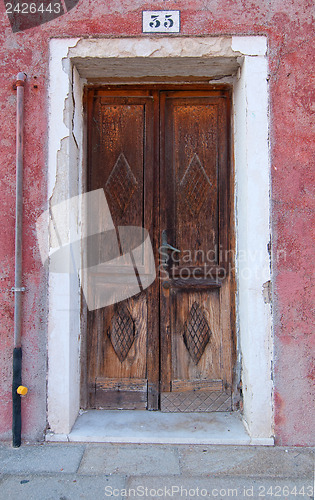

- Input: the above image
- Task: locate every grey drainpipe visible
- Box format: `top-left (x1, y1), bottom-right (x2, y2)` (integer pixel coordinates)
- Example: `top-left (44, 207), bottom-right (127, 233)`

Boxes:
top-left (12, 72), bottom-right (27, 448)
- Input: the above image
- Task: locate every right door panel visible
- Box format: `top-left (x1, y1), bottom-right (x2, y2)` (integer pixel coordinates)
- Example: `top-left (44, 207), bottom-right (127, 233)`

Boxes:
top-left (159, 91), bottom-right (235, 412)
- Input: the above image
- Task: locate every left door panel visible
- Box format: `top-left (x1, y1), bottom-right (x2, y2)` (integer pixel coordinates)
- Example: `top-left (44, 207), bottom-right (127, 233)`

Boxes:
top-left (86, 91), bottom-right (155, 409)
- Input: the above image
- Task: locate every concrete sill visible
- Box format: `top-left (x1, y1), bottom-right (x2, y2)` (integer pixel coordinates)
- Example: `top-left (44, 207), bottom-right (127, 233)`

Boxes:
top-left (46, 410), bottom-right (274, 445)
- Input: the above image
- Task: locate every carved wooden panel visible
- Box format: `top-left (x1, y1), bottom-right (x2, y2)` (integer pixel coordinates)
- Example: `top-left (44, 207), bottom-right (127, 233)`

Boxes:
top-left (92, 99), bottom-right (145, 228)
top-left (169, 100), bottom-right (219, 268)
top-left (105, 153), bottom-right (138, 217)
top-left (108, 305), bottom-right (136, 362)
top-left (171, 291), bottom-right (222, 383)
top-left (183, 301), bottom-right (211, 364)
top-left (160, 390), bottom-right (232, 412)
top-left (180, 154), bottom-right (213, 217)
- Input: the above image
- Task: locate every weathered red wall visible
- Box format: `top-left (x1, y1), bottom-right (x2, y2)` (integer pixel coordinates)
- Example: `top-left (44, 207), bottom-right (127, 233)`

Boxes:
top-left (0, 0), bottom-right (314, 444)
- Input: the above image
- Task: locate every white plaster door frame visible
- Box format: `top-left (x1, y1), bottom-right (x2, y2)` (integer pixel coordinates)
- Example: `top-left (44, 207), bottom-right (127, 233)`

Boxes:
top-left (47, 36), bottom-right (273, 444)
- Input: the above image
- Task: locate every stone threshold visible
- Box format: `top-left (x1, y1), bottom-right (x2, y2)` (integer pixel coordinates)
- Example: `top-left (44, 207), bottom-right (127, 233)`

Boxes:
top-left (46, 410), bottom-right (274, 445)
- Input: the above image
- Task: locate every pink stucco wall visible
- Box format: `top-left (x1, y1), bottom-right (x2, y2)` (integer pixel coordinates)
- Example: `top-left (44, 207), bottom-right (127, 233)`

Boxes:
top-left (0, 0), bottom-right (314, 445)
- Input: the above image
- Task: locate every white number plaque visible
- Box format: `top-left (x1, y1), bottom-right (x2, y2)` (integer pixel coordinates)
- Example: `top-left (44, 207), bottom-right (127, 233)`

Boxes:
top-left (142, 11), bottom-right (180, 33)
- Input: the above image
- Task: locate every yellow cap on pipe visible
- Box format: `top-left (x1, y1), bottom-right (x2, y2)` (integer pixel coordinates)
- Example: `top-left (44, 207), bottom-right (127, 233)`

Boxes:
top-left (17, 386), bottom-right (28, 396)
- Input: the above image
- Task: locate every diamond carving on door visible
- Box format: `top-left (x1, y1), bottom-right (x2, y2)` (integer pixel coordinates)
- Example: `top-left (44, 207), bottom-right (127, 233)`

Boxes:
top-left (180, 153), bottom-right (212, 217)
top-left (108, 305), bottom-right (136, 362)
top-left (105, 152), bottom-right (138, 216)
top-left (182, 302), bottom-right (212, 364)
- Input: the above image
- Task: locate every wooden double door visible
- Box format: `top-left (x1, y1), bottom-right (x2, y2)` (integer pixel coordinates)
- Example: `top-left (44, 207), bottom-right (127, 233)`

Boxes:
top-left (84, 87), bottom-right (236, 412)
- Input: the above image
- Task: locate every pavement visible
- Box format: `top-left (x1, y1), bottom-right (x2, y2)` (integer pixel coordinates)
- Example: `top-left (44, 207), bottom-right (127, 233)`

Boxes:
top-left (0, 443), bottom-right (313, 499)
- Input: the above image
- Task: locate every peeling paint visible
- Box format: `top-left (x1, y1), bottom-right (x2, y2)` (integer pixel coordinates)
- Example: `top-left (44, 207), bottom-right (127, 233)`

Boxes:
top-left (263, 280), bottom-right (272, 304)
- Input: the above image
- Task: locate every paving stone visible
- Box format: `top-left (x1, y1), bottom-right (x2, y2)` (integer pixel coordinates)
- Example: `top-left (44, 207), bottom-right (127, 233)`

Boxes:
top-left (178, 445), bottom-right (315, 478)
top-left (0, 474), bottom-right (126, 500)
top-left (126, 476), bottom-right (314, 500)
top-left (78, 444), bottom-right (181, 476)
top-left (0, 444), bottom-right (85, 474)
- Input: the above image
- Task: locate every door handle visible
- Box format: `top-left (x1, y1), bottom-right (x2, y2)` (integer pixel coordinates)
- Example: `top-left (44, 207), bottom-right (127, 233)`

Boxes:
top-left (161, 230), bottom-right (180, 267)
top-left (161, 230), bottom-right (180, 253)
